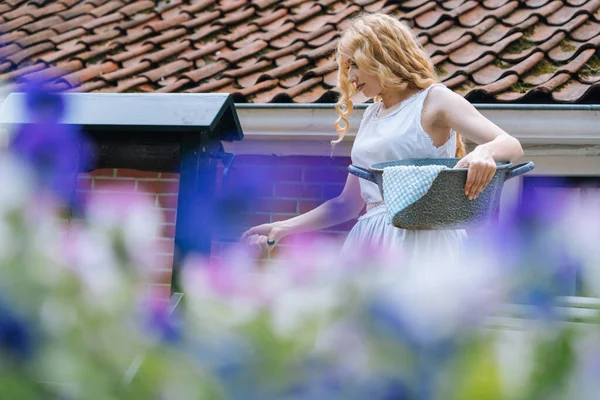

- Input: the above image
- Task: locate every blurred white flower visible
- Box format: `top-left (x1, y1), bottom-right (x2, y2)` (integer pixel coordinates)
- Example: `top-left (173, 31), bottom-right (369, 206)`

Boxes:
top-left (558, 192), bottom-right (600, 295)
top-left (61, 225), bottom-right (126, 309)
top-left (0, 154), bottom-right (34, 214)
top-left (85, 188), bottom-right (163, 270)
top-left (375, 249), bottom-right (507, 347)
top-left (270, 283), bottom-right (339, 339)
top-left (570, 330), bottom-right (600, 400)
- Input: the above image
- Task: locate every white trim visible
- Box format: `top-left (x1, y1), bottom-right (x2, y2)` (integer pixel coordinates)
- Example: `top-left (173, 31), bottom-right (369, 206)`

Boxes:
top-left (226, 105), bottom-right (600, 157)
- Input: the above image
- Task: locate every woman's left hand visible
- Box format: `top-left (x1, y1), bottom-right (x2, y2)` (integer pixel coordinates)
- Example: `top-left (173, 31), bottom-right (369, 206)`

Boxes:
top-left (454, 147), bottom-right (496, 200)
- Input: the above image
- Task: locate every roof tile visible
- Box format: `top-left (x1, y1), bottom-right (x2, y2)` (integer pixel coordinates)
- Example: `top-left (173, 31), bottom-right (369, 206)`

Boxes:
top-left (181, 0), bottom-right (216, 14)
top-left (0, 31), bottom-right (27, 46)
top-left (146, 13), bottom-right (190, 33)
top-left (78, 29), bottom-right (121, 47)
top-left (59, 3), bottom-right (95, 20)
top-left (180, 41), bottom-right (226, 62)
top-left (2, 15), bottom-right (35, 32)
top-left (571, 19), bottom-right (600, 40)
top-left (83, 12), bottom-right (124, 30)
top-left (20, 15), bottom-right (63, 34)
top-left (17, 60), bottom-right (83, 82)
top-left (90, 1), bottom-right (125, 18)
top-left (182, 10), bottom-right (222, 30)
top-left (184, 59), bottom-right (229, 83)
top-left (253, 8), bottom-right (288, 26)
top-left (239, 78), bottom-right (279, 97)
top-left (187, 77), bottom-right (234, 93)
top-left (74, 44), bottom-right (120, 63)
top-left (110, 43), bottom-right (155, 63)
top-left (15, 29), bottom-right (57, 48)
top-left (0, 62), bottom-right (46, 82)
top-left (504, 0), bottom-right (562, 25)
top-left (39, 43), bottom-right (86, 63)
top-left (142, 59), bottom-right (192, 82)
top-left (291, 4), bottom-right (323, 24)
top-left (57, 61), bottom-right (118, 87)
top-left (141, 41), bottom-right (190, 64)
top-left (2, 4), bottom-right (35, 20)
top-left (116, 13), bottom-right (157, 31)
top-left (218, 40), bottom-right (268, 63)
top-left (0, 43), bottom-right (23, 60)
top-left (53, 15), bottom-right (95, 34)
top-left (155, 0), bottom-right (186, 14)
top-left (119, 1), bottom-right (155, 16)
top-left (102, 61), bottom-right (152, 81)
top-left (218, 0), bottom-right (247, 14)
top-left (547, 0), bottom-right (600, 24)
top-left (298, 40), bottom-right (338, 61)
top-left (1, 0), bottom-right (598, 103)
top-left (220, 7), bottom-right (255, 26)
top-left (225, 24), bottom-right (261, 45)
top-left (6, 41), bottom-right (55, 66)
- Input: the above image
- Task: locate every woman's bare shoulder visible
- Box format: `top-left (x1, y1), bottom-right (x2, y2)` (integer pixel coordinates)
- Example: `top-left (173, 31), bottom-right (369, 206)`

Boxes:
top-left (424, 84), bottom-right (472, 119)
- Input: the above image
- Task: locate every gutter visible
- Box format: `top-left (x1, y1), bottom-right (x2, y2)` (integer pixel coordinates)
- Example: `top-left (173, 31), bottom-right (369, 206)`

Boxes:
top-left (227, 103), bottom-right (600, 157)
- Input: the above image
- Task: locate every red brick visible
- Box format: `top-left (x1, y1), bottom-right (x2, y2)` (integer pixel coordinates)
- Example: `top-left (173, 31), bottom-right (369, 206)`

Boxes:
top-left (147, 284), bottom-right (171, 299)
top-left (153, 254), bottom-right (174, 270)
top-left (322, 184), bottom-right (344, 200)
top-left (274, 183), bottom-right (321, 199)
top-left (270, 213), bottom-right (297, 223)
top-left (159, 172), bottom-right (180, 179)
top-left (239, 213), bottom-right (271, 227)
top-left (255, 198), bottom-right (297, 213)
top-left (157, 238), bottom-right (175, 254)
top-left (230, 166), bottom-right (301, 183)
top-left (93, 178), bottom-right (136, 191)
top-left (279, 156), bottom-right (339, 168)
top-left (224, 181), bottom-right (274, 198)
top-left (136, 179), bottom-right (179, 195)
top-left (157, 194), bottom-right (179, 209)
top-left (90, 168), bottom-right (115, 177)
top-left (281, 156), bottom-right (351, 168)
top-left (161, 223), bottom-right (176, 238)
top-left (116, 169), bottom-right (160, 179)
top-left (303, 168), bottom-right (348, 184)
top-left (161, 209), bottom-right (177, 224)
top-left (273, 167), bottom-right (302, 182)
top-left (76, 175), bottom-right (92, 191)
top-left (234, 155), bottom-right (280, 167)
top-left (299, 200), bottom-right (323, 213)
top-left (151, 269), bottom-right (173, 285)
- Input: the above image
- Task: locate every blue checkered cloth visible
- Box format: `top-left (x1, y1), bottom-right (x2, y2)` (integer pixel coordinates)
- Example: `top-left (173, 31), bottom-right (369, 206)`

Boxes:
top-left (382, 165), bottom-right (448, 224)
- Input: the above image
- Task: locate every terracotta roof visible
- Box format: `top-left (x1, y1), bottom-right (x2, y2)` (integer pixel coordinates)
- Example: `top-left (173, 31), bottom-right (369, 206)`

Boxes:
top-left (0, 0), bottom-right (599, 103)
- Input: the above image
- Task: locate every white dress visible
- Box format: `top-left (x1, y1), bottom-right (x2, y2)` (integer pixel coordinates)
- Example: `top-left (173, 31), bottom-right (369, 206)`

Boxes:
top-left (341, 84), bottom-right (467, 264)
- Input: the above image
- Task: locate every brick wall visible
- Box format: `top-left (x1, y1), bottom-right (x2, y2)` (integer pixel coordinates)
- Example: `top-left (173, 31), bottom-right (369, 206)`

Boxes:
top-left (77, 155), bottom-right (355, 296)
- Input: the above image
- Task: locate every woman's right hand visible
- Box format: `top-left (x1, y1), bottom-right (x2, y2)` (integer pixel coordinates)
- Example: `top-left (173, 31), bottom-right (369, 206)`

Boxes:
top-left (241, 222), bottom-right (287, 254)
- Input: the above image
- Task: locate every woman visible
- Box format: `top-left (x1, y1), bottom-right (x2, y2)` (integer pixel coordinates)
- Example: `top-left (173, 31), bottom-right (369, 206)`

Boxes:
top-left (242, 13), bottom-right (524, 262)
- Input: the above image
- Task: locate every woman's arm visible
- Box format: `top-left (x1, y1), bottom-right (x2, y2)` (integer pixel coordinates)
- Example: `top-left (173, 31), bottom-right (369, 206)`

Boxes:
top-left (433, 87), bottom-right (524, 160)
top-left (425, 86), bottom-right (524, 199)
top-left (242, 174), bottom-right (365, 251)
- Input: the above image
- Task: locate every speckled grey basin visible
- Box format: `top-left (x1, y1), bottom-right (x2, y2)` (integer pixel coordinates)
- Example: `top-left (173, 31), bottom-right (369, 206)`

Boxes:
top-left (348, 158), bottom-right (535, 230)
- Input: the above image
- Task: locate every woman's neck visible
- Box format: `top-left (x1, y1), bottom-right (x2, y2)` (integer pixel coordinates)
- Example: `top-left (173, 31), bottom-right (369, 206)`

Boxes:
top-left (380, 88), bottom-right (420, 109)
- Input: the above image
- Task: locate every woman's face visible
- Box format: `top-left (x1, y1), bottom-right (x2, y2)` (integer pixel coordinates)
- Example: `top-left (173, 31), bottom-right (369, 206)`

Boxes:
top-left (345, 55), bottom-right (383, 98)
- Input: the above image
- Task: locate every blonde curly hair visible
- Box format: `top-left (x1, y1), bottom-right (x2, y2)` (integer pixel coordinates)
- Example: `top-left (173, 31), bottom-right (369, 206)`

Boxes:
top-left (333, 13), bottom-right (466, 158)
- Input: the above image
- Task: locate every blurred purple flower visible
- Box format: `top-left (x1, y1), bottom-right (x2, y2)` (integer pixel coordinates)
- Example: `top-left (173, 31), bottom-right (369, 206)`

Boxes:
top-left (466, 182), bottom-right (583, 318)
top-left (9, 78), bottom-right (91, 207)
top-left (145, 297), bottom-right (181, 344)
